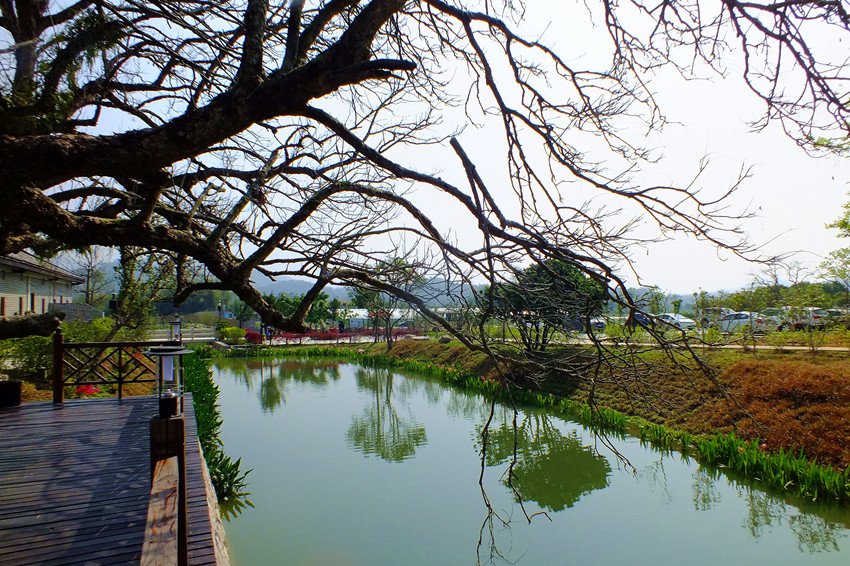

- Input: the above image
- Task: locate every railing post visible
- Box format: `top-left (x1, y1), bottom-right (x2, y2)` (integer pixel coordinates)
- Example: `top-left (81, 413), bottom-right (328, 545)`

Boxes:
top-left (52, 329), bottom-right (64, 404)
top-left (150, 415), bottom-right (187, 566)
top-left (117, 347), bottom-right (123, 400)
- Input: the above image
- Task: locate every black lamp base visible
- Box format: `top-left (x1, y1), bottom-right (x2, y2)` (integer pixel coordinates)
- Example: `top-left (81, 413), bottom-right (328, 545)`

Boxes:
top-left (159, 395), bottom-right (178, 418)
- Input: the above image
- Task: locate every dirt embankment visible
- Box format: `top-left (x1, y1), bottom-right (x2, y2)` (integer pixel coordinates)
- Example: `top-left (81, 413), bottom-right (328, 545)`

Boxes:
top-left (699, 359), bottom-right (850, 470)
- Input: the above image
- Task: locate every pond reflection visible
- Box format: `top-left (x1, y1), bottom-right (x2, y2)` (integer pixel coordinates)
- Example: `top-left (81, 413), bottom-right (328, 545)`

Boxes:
top-left (214, 359), bottom-right (850, 566)
top-left (482, 408), bottom-right (611, 512)
top-left (692, 466), bottom-right (722, 511)
top-left (346, 367), bottom-right (428, 462)
top-left (737, 481), bottom-right (846, 553)
top-left (214, 358), bottom-right (341, 413)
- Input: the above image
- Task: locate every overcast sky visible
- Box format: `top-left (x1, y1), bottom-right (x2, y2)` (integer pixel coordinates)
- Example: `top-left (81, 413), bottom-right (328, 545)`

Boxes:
top-left (419, 3), bottom-right (850, 296)
top-left (623, 77), bottom-right (849, 295)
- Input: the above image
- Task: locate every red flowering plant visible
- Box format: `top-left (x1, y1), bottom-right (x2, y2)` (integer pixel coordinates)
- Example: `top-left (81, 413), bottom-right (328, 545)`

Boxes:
top-left (75, 384), bottom-right (104, 397)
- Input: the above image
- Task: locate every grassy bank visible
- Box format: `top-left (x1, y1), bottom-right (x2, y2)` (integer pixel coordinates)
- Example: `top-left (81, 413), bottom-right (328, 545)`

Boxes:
top-left (224, 338), bottom-right (850, 501)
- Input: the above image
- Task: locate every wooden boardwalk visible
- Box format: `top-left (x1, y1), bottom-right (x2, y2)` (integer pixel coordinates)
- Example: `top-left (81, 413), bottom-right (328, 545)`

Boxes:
top-left (0, 395), bottom-right (224, 565)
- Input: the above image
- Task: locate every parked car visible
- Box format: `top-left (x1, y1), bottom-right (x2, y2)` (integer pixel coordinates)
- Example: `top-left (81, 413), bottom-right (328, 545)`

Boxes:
top-left (778, 306), bottom-right (830, 330)
top-left (800, 307), bottom-right (830, 329)
top-left (716, 311), bottom-right (767, 334)
top-left (759, 306), bottom-right (829, 331)
top-left (760, 307), bottom-right (785, 331)
top-left (624, 311), bottom-right (655, 330)
top-left (826, 309), bottom-right (850, 328)
top-left (564, 316), bottom-right (607, 333)
top-left (657, 313), bottom-right (697, 330)
top-left (563, 316), bottom-right (584, 332)
top-left (695, 307), bottom-right (733, 328)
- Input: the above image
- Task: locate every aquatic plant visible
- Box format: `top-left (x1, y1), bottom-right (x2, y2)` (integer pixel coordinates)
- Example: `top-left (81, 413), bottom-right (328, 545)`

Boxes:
top-left (576, 402), bottom-right (628, 433)
top-left (694, 434), bottom-right (850, 501)
top-left (184, 355), bottom-right (252, 506)
top-left (639, 423), bottom-right (677, 452)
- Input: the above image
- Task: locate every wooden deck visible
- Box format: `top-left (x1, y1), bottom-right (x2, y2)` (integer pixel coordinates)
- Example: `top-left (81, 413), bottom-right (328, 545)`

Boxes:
top-left (0, 394), bottom-right (224, 565)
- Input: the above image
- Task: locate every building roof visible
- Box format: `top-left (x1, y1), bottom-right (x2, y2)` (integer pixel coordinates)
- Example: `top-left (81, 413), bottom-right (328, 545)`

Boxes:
top-left (0, 252), bottom-right (84, 284)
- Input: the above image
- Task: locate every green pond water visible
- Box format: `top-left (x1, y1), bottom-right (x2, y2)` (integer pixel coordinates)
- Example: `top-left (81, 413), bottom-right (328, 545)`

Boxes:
top-left (214, 358), bottom-right (850, 565)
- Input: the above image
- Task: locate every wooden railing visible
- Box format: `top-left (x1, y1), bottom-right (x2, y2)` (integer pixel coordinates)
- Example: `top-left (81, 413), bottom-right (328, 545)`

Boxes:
top-left (141, 457), bottom-right (179, 565)
top-left (51, 329), bottom-right (179, 403)
top-left (143, 415), bottom-right (188, 566)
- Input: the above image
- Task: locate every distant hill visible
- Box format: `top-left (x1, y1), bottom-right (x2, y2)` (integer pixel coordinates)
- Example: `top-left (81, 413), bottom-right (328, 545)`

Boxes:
top-left (255, 274), bottom-right (474, 306)
top-left (74, 255), bottom-right (475, 309)
top-left (252, 274), bottom-right (351, 301)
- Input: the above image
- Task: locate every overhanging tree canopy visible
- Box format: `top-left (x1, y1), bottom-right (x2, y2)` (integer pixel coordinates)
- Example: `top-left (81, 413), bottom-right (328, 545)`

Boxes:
top-left (1, 0), bottom-right (848, 341)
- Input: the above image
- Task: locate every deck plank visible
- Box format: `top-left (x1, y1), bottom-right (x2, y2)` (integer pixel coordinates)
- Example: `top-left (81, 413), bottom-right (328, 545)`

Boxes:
top-left (0, 394), bottom-right (223, 565)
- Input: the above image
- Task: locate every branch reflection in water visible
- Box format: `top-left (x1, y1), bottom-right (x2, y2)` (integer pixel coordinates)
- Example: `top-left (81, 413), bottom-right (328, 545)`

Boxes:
top-left (475, 399), bottom-right (613, 564)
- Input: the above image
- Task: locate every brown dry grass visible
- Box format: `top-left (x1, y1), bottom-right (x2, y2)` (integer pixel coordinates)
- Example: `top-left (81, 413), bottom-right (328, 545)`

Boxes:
top-left (695, 359), bottom-right (850, 470)
top-left (20, 382), bottom-right (52, 402)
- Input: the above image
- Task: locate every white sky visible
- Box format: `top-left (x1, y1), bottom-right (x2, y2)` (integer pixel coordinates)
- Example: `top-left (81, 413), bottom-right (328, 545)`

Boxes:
top-left (401, 2), bottom-right (850, 296)
top-left (410, 87), bottom-right (850, 295)
top-left (621, 76), bottom-right (850, 294)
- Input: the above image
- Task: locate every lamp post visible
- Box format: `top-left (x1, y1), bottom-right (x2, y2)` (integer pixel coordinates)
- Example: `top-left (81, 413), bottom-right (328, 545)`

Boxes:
top-left (146, 334), bottom-right (191, 566)
top-left (169, 314), bottom-right (183, 342)
top-left (145, 344), bottom-right (192, 418)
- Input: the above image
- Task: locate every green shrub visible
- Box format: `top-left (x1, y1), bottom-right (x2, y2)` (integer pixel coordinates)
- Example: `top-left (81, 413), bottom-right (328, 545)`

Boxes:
top-left (627, 326), bottom-right (650, 343)
top-left (604, 323), bottom-right (625, 344)
top-left (826, 326), bottom-right (850, 348)
top-left (764, 329), bottom-right (791, 351)
top-left (215, 319), bottom-right (231, 339)
top-left (0, 335), bottom-right (52, 386)
top-left (702, 326), bottom-right (723, 345)
top-left (221, 326), bottom-right (246, 344)
top-left (63, 317), bottom-right (114, 342)
top-left (803, 329), bottom-right (829, 354)
top-left (191, 344), bottom-right (216, 359)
